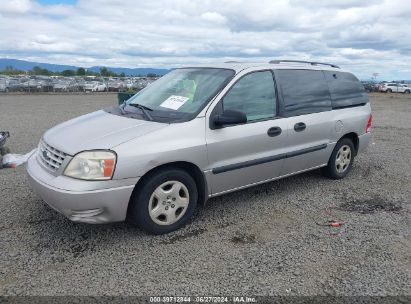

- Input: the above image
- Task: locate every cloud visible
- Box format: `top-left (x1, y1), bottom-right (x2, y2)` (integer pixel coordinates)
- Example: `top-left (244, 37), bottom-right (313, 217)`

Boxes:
top-left (201, 12), bottom-right (227, 24)
top-left (290, 0), bottom-right (383, 9)
top-left (0, 0), bottom-right (31, 14)
top-left (34, 34), bottom-right (57, 45)
top-left (0, 0), bottom-right (409, 79)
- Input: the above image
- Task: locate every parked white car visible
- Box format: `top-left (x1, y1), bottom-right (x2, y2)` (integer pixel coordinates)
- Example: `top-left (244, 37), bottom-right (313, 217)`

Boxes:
top-left (0, 77), bottom-right (9, 92)
top-left (53, 80), bottom-right (75, 92)
top-left (379, 83), bottom-right (410, 93)
top-left (84, 81), bottom-right (107, 92)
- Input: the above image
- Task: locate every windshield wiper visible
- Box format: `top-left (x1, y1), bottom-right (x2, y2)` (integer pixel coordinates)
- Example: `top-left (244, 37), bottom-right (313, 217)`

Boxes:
top-left (127, 103), bottom-right (154, 121)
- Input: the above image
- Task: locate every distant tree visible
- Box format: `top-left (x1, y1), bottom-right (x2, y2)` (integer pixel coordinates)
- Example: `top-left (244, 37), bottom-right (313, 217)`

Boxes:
top-left (147, 73), bottom-right (158, 77)
top-left (100, 67), bottom-right (109, 77)
top-left (32, 66), bottom-right (40, 75)
top-left (61, 69), bottom-right (75, 76)
top-left (85, 70), bottom-right (99, 76)
top-left (1, 66), bottom-right (26, 75)
top-left (99, 67), bottom-right (120, 77)
top-left (119, 72), bottom-right (125, 77)
top-left (76, 67), bottom-right (86, 76)
top-left (30, 66), bottom-right (51, 76)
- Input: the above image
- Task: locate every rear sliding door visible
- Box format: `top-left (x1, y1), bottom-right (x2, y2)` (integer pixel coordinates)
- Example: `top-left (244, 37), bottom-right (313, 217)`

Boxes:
top-left (275, 69), bottom-right (334, 175)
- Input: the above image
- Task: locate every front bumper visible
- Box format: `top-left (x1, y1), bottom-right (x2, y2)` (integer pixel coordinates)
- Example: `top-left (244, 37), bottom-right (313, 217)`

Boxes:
top-left (26, 151), bottom-right (138, 224)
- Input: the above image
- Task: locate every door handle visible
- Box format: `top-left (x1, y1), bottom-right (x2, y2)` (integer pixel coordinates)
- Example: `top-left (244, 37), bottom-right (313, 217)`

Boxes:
top-left (267, 126), bottom-right (282, 137)
top-left (294, 122), bottom-right (306, 132)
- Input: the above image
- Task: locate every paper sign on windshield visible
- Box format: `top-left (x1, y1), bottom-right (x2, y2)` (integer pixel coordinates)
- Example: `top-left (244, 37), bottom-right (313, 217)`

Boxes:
top-left (159, 95), bottom-right (189, 110)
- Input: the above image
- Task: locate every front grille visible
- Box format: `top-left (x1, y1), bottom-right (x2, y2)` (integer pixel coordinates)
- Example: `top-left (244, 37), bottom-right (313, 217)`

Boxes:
top-left (38, 140), bottom-right (67, 171)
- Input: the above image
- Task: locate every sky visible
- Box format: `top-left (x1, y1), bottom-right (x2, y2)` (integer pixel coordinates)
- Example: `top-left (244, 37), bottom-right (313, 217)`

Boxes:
top-left (0, 0), bottom-right (410, 80)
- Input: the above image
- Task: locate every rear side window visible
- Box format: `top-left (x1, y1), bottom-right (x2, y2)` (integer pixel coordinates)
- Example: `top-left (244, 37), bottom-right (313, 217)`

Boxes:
top-left (324, 71), bottom-right (368, 109)
top-left (276, 69), bottom-right (332, 117)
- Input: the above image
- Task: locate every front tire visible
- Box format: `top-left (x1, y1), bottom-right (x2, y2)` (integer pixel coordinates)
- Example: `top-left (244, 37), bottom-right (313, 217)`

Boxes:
top-left (322, 138), bottom-right (355, 179)
top-left (128, 168), bottom-right (198, 235)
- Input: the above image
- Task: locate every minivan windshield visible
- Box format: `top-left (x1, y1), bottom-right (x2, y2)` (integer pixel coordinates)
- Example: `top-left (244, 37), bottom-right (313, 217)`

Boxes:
top-left (125, 68), bottom-right (234, 122)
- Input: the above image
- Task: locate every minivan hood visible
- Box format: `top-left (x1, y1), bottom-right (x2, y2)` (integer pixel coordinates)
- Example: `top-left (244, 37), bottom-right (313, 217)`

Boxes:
top-left (43, 110), bottom-right (167, 155)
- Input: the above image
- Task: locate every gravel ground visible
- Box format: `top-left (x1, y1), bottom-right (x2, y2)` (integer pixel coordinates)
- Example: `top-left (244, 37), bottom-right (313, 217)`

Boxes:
top-left (0, 93), bottom-right (410, 296)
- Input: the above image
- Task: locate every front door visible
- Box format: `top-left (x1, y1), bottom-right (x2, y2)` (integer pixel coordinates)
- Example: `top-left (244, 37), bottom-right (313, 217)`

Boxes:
top-left (205, 70), bottom-right (288, 195)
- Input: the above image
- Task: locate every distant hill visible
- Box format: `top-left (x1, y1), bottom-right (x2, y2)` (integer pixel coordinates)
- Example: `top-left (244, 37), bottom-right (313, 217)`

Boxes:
top-left (0, 58), bottom-right (169, 76)
top-left (86, 66), bottom-right (169, 76)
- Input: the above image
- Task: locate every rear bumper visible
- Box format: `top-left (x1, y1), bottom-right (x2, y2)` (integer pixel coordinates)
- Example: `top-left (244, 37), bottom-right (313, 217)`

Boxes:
top-left (358, 132), bottom-right (372, 154)
top-left (26, 151), bottom-right (137, 224)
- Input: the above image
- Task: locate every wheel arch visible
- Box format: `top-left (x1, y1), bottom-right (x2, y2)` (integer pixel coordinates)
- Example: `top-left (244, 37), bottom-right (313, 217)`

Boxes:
top-left (127, 161), bottom-right (208, 216)
top-left (339, 132), bottom-right (359, 155)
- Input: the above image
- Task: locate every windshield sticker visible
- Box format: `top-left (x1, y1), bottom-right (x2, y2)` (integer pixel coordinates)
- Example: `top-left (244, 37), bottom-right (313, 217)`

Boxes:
top-left (159, 95), bottom-right (189, 110)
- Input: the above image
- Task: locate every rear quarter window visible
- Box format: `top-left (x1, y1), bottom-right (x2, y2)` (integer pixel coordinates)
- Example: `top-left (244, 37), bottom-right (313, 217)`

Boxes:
top-left (276, 69), bottom-right (332, 117)
top-left (324, 71), bottom-right (368, 109)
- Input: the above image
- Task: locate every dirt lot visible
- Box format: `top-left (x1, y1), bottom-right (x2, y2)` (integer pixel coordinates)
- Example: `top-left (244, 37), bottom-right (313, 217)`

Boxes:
top-left (0, 93), bottom-right (410, 296)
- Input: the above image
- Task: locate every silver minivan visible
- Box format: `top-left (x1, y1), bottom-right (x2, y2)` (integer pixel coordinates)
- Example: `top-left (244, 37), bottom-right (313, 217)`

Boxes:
top-left (26, 60), bottom-right (372, 234)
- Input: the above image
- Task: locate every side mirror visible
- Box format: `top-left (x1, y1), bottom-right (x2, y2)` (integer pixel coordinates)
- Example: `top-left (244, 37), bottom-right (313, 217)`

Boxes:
top-left (213, 109), bottom-right (247, 127)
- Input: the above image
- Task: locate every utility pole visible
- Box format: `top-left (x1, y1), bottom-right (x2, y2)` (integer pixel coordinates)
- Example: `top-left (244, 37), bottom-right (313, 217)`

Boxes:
top-left (372, 73), bottom-right (379, 83)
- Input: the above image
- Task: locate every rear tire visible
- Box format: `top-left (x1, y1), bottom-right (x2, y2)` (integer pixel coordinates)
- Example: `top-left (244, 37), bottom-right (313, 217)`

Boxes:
top-left (128, 168), bottom-right (198, 235)
top-left (322, 138), bottom-right (355, 179)
top-left (405, 90), bottom-right (410, 94)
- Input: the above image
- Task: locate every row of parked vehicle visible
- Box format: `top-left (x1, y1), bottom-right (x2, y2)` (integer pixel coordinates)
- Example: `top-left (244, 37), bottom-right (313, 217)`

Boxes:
top-left (378, 83), bottom-right (410, 93)
top-left (362, 81), bottom-right (411, 93)
top-left (0, 75), bottom-right (158, 93)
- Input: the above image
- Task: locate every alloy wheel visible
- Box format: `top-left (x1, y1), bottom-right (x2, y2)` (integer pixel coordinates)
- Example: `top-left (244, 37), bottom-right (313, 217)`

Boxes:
top-left (335, 145), bottom-right (351, 173)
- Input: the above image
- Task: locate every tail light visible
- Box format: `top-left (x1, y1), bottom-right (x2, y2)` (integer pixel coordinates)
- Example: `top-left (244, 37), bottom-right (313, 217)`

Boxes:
top-left (366, 113), bottom-right (372, 133)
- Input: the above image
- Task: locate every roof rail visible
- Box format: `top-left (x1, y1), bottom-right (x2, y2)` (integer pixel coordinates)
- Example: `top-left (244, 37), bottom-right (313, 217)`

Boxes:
top-left (224, 61), bottom-right (241, 63)
top-left (269, 59), bottom-right (340, 69)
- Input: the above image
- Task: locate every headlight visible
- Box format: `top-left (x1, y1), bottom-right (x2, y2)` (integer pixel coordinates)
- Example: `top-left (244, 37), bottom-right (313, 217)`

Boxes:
top-left (64, 151), bottom-right (116, 180)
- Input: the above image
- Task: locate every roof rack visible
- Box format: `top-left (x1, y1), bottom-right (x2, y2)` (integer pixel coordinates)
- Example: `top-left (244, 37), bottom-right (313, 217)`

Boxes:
top-left (269, 60), bottom-right (340, 69)
top-left (224, 61), bottom-right (241, 63)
